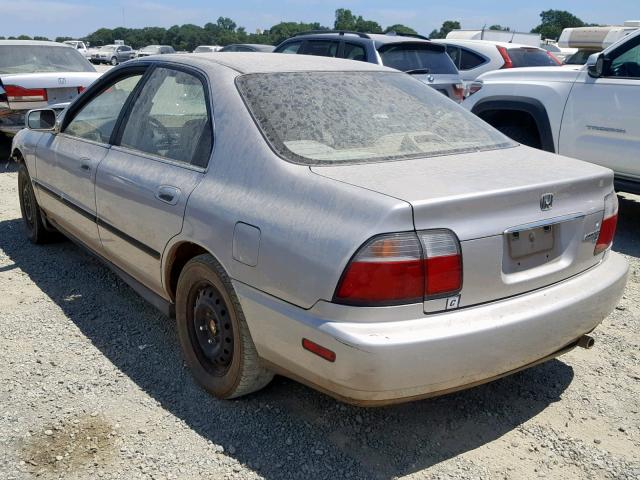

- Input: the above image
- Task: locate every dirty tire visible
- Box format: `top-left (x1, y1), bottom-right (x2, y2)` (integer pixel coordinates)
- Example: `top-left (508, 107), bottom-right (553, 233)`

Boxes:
top-left (176, 254), bottom-right (273, 399)
top-left (496, 125), bottom-right (541, 149)
top-left (18, 163), bottom-right (55, 244)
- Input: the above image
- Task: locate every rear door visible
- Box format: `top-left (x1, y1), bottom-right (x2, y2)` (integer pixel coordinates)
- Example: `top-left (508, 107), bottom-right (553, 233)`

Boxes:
top-left (34, 69), bottom-right (145, 252)
top-left (560, 34), bottom-right (640, 181)
top-left (95, 65), bottom-right (212, 295)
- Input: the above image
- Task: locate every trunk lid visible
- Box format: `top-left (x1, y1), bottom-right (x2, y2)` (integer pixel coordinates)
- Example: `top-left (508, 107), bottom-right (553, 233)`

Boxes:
top-left (311, 145), bottom-right (613, 311)
top-left (0, 72), bottom-right (100, 110)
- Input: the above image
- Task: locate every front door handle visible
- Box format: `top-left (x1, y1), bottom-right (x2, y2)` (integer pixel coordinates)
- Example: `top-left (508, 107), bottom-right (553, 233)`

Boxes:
top-left (155, 185), bottom-right (180, 205)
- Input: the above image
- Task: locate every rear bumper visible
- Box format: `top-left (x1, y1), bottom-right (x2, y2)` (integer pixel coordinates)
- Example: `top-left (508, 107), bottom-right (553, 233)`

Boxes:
top-left (235, 251), bottom-right (628, 405)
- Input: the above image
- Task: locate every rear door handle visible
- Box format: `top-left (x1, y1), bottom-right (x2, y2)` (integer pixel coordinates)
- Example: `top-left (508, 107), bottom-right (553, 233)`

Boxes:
top-left (155, 185), bottom-right (180, 205)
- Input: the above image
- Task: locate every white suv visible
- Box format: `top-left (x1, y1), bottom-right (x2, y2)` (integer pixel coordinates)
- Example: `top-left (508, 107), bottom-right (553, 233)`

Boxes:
top-left (433, 39), bottom-right (561, 87)
top-left (463, 29), bottom-right (640, 193)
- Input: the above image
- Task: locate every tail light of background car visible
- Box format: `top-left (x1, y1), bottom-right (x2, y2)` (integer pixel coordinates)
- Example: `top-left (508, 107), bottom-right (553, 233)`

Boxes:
top-left (594, 192), bottom-right (619, 255)
top-left (452, 83), bottom-right (465, 102)
top-left (334, 229), bottom-right (462, 306)
top-left (497, 46), bottom-right (514, 68)
top-left (4, 85), bottom-right (48, 102)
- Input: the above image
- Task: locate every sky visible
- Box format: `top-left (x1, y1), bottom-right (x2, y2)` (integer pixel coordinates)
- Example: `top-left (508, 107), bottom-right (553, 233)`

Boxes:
top-left (1, 0), bottom-right (638, 39)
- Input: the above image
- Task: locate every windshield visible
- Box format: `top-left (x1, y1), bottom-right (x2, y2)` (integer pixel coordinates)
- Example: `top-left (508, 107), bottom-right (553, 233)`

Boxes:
top-left (142, 46), bottom-right (160, 53)
top-left (507, 48), bottom-right (560, 67)
top-left (194, 46), bottom-right (212, 53)
top-left (565, 49), bottom-right (597, 65)
top-left (99, 46), bottom-right (116, 52)
top-left (237, 71), bottom-right (514, 165)
top-left (0, 45), bottom-right (95, 74)
top-left (378, 43), bottom-right (458, 74)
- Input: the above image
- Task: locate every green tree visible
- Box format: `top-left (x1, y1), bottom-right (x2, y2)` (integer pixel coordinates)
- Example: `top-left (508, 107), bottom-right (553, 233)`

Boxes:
top-left (429, 20), bottom-right (461, 39)
top-left (334, 8), bottom-right (382, 33)
top-left (531, 9), bottom-right (585, 40)
top-left (55, 36), bottom-right (73, 42)
top-left (488, 25), bottom-right (510, 31)
top-left (384, 24), bottom-right (418, 35)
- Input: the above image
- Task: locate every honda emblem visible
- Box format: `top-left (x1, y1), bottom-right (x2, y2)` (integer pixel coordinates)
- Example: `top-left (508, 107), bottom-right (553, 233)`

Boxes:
top-left (540, 193), bottom-right (554, 211)
top-left (58, 77), bottom-right (66, 85)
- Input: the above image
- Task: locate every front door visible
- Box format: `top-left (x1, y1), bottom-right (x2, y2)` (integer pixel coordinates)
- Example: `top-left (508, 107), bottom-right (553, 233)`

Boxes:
top-left (95, 65), bottom-right (213, 296)
top-left (34, 72), bottom-right (145, 251)
top-left (560, 34), bottom-right (640, 181)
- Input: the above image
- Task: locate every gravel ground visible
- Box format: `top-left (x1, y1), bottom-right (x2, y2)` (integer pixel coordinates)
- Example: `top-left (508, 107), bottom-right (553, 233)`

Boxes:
top-left (0, 139), bottom-right (638, 479)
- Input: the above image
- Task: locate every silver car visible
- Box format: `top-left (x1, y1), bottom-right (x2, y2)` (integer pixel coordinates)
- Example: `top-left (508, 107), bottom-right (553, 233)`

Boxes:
top-left (90, 44), bottom-right (135, 65)
top-left (11, 54), bottom-right (628, 405)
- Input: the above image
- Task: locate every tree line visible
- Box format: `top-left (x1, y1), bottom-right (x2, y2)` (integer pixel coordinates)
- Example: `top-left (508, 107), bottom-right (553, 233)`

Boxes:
top-left (0, 9), bottom-right (598, 50)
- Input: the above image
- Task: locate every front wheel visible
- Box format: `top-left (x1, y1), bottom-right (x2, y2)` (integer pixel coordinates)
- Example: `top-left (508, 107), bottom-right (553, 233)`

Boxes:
top-left (18, 164), bottom-right (55, 244)
top-left (110, 56), bottom-right (118, 66)
top-left (176, 254), bottom-right (273, 399)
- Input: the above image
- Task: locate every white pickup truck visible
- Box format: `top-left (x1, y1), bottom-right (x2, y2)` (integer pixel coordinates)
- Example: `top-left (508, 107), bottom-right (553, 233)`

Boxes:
top-left (464, 29), bottom-right (640, 194)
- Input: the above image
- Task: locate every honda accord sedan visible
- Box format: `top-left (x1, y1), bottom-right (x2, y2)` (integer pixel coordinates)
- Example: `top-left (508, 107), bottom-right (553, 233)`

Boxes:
top-left (11, 53), bottom-right (628, 405)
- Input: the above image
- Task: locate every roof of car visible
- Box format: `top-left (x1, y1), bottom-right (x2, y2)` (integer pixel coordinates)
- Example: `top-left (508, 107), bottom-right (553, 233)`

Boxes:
top-left (281, 32), bottom-right (433, 47)
top-left (431, 38), bottom-right (542, 49)
top-left (0, 40), bottom-right (72, 47)
top-left (153, 52), bottom-right (395, 74)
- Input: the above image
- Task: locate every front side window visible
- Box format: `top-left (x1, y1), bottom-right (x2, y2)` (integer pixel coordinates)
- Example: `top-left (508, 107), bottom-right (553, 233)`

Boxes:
top-left (378, 43), bottom-right (458, 74)
top-left (120, 67), bottom-right (212, 166)
top-left (608, 39), bottom-right (640, 78)
top-left (278, 41), bottom-right (303, 54)
top-left (237, 71), bottom-right (514, 165)
top-left (300, 41), bottom-right (339, 57)
top-left (64, 74), bottom-right (143, 143)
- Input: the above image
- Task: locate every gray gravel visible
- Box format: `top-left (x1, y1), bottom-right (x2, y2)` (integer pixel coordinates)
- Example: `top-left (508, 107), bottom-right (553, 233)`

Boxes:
top-left (0, 143), bottom-right (638, 479)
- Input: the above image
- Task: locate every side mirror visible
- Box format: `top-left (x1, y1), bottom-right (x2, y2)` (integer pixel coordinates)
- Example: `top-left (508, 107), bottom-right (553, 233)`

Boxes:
top-left (587, 53), bottom-right (607, 78)
top-left (26, 109), bottom-right (57, 131)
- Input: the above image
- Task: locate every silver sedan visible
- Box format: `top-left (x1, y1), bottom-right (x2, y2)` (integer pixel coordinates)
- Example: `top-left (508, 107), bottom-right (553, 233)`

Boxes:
top-left (10, 53), bottom-right (628, 405)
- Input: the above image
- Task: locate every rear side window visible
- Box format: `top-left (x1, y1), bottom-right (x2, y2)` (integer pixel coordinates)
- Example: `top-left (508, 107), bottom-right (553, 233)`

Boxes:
top-left (343, 43), bottom-right (367, 62)
top-left (459, 48), bottom-right (486, 70)
top-left (507, 48), bottom-right (559, 67)
top-left (378, 43), bottom-right (458, 74)
top-left (237, 71), bottom-right (513, 165)
top-left (445, 45), bottom-right (461, 68)
top-left (120, 67), bottom-right (212, 167)
top-left (300, 41), bottom-right (339, 57)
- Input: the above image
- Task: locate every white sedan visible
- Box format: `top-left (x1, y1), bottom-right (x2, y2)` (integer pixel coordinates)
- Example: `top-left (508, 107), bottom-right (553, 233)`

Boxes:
top-left (0, 40), bottom-right (101, 135)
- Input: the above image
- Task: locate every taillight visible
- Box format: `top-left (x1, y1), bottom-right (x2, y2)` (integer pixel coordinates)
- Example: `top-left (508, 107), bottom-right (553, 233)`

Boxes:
top-left (418, 230), bottom-right (462, 297)
top-left (468, 80), bottom-right (483, 96)
top-left (452, 83), bottom-right (465, 102)
top-left (4, 85), bottom-right (47, 102)
top-left (594, 192), bottom-right (618, 255)
top-left (547, 51), bottom-right (562, 65)
top-left (497, 46), bottom-right (513, 69)
top-left (334, 229), bottom-right (462, 306)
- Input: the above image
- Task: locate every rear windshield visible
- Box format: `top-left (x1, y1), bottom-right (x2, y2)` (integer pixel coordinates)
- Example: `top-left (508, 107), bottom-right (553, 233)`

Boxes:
top-left (236, 71), bottom-right (514, 165)
top-left (0, 45), bottom-right (95, 74)
top-left (378, 43), bottom-right (458, 74)
top-left (507, 48), bottom-right (559, 67)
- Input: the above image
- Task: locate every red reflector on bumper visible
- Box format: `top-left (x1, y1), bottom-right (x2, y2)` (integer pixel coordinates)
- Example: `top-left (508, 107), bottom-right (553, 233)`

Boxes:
top-left (302, 338), bottom-right (336, 362)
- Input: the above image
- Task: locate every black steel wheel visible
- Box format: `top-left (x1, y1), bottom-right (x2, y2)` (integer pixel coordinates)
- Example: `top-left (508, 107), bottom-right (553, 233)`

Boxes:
top-left (176, 254), bottom-right (273, 399)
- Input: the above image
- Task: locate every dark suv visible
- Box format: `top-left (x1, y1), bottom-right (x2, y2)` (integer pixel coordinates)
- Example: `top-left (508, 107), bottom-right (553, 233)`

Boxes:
top-left (274, 31), bottom-right (464, 102)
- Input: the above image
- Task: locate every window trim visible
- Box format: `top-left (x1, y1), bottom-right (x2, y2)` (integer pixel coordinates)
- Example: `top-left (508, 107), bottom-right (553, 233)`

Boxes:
top-left (60, 63), bottom-right (152, 146)
top-left (112, 62), bottom-right (215, 169)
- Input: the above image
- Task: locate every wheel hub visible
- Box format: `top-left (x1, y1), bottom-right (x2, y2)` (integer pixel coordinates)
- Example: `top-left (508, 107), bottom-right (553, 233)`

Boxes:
top-left (192, 285), bottom-right (233, 370)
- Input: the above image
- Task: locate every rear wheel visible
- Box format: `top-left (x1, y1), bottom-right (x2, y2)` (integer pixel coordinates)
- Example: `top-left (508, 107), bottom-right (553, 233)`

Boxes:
top-left (18, 164), bottom-right (55, 244)
top-left (110, 56), bottom-right (118, 66)
top-left (176, 254), bottom-right (273, 399)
